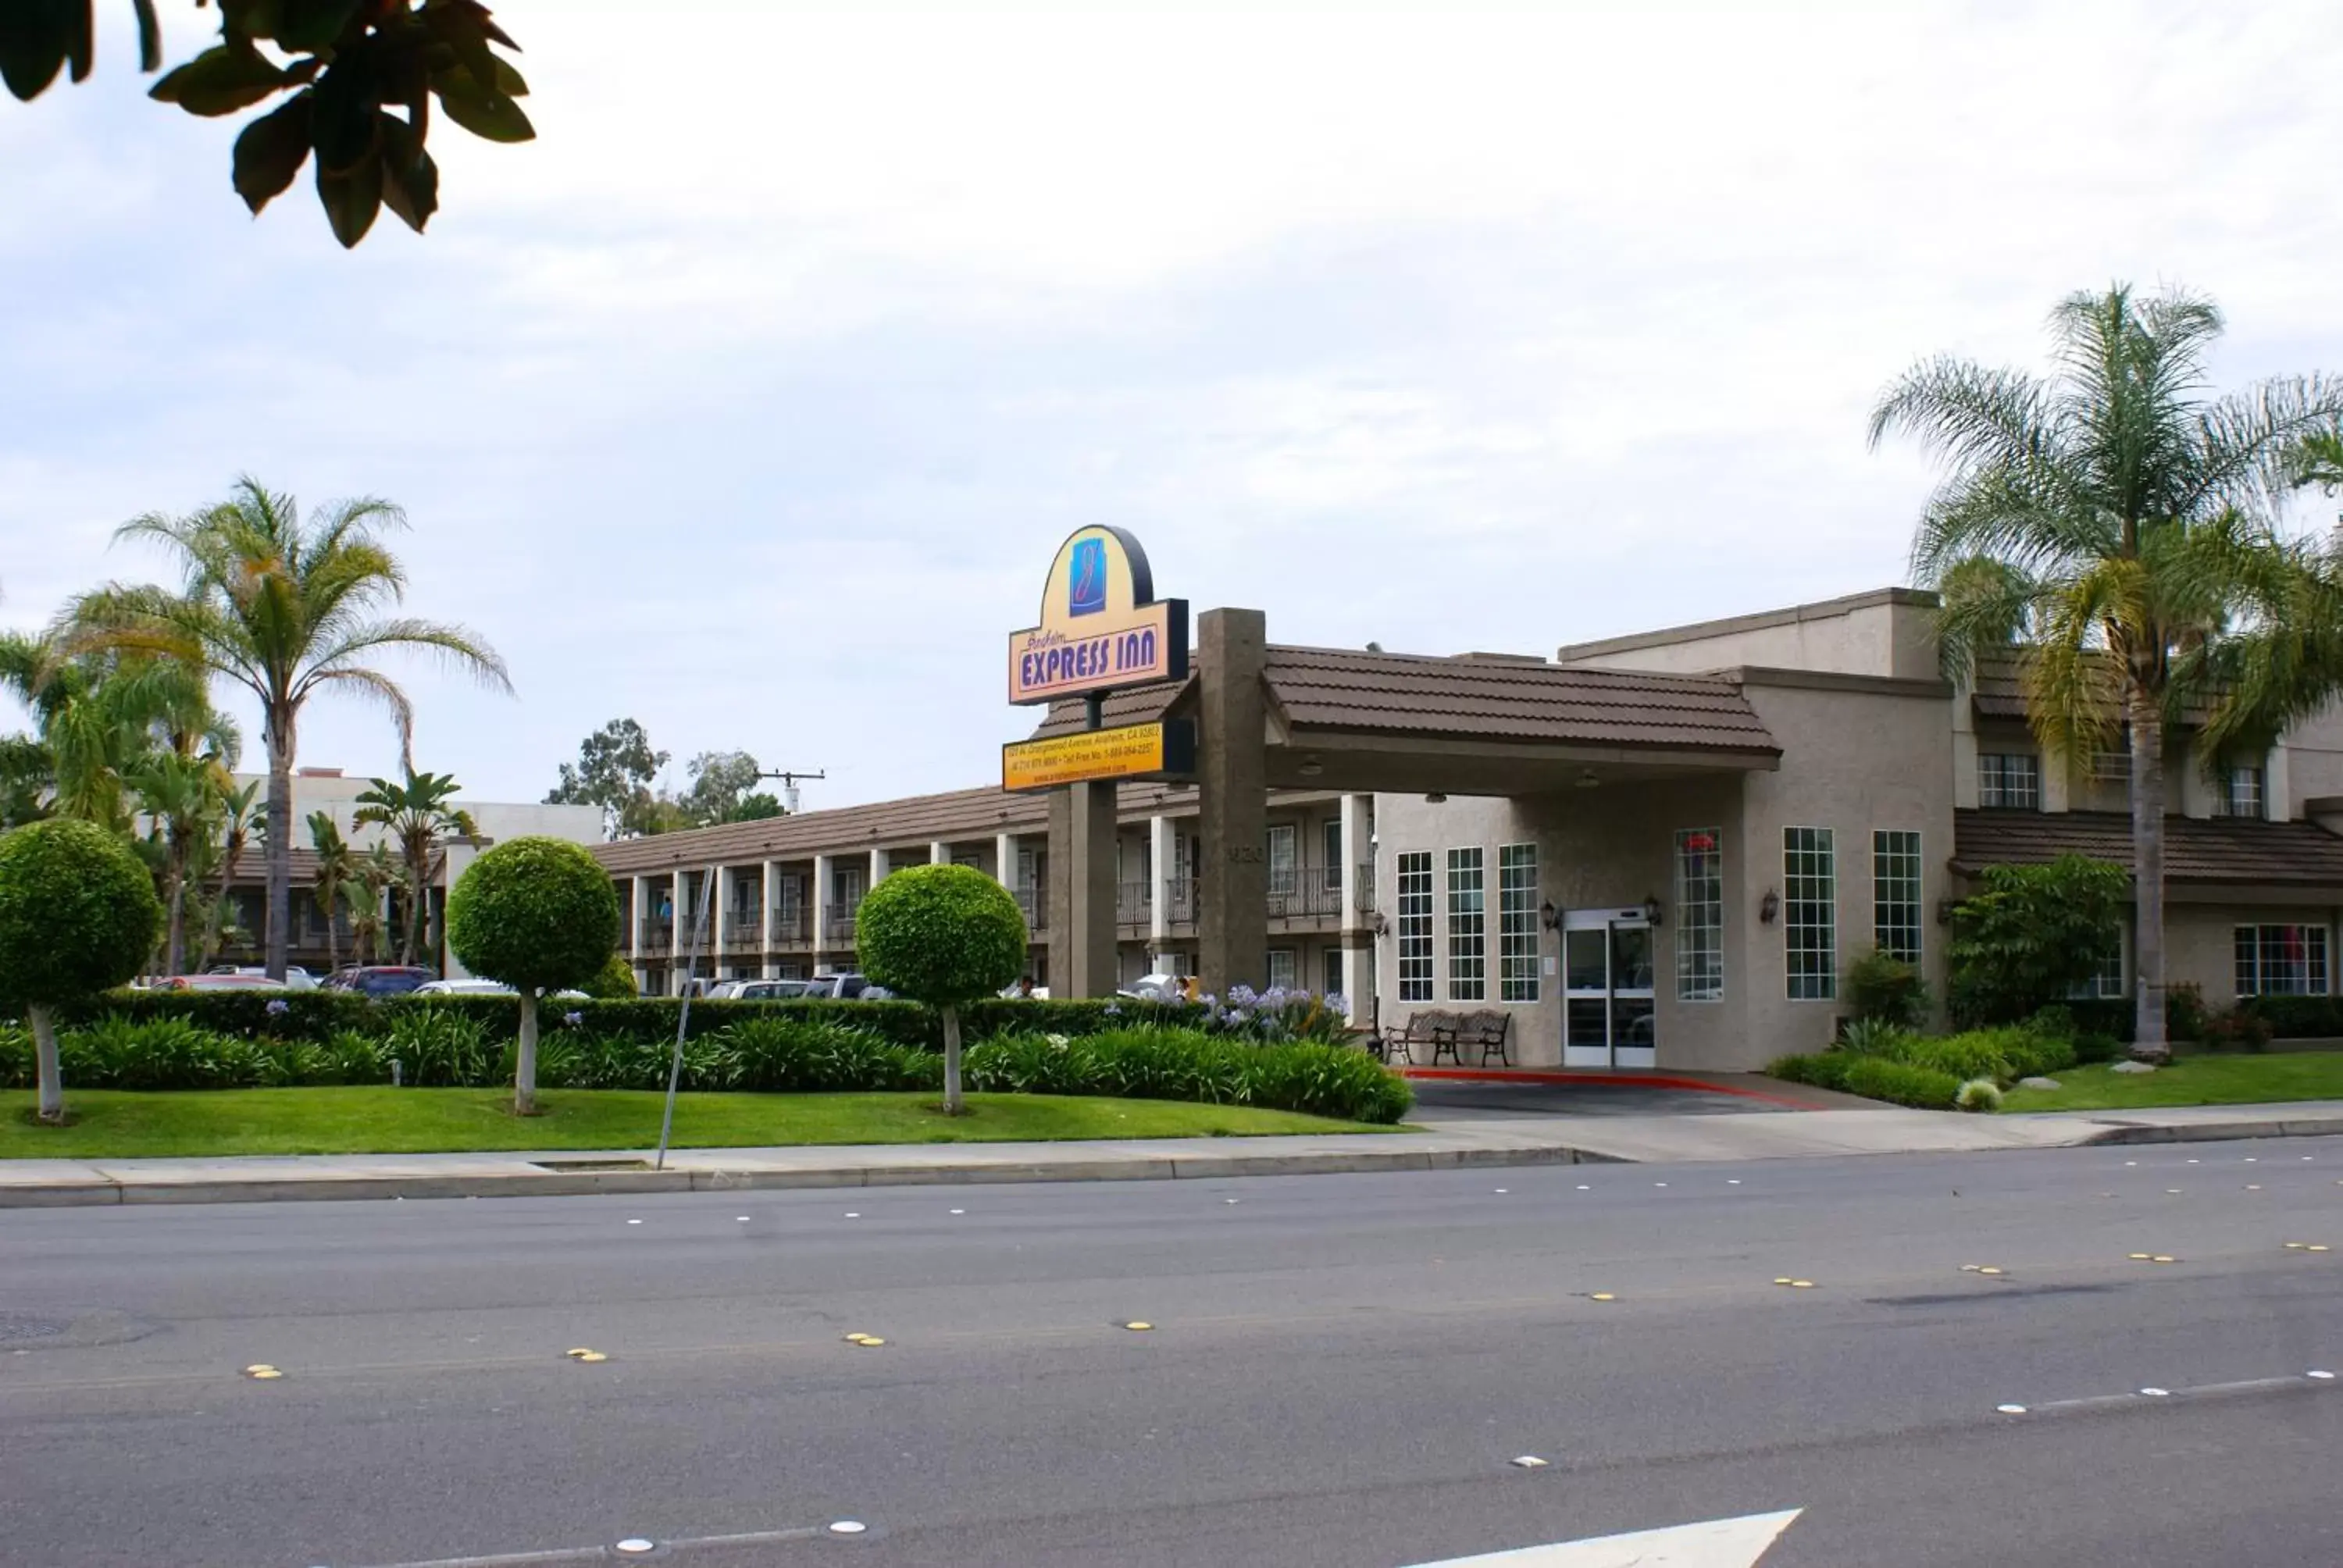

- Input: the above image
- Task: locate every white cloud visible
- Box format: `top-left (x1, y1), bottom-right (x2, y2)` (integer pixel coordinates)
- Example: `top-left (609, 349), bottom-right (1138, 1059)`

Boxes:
top-left (7, 1), bottom-right (2343, 806)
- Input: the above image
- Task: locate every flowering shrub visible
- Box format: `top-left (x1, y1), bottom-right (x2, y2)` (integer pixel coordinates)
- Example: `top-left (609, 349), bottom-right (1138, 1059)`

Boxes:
top-left (1196, 985), bottom-right (1352, 1044)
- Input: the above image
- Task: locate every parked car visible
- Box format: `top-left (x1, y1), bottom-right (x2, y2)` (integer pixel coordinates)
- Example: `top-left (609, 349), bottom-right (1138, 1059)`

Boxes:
top-left (1118, 973), bottom-right (1186, 1003)
top-left (205, 964), bottom-right (318, 990)
top-left (798, 973), bottom-right (880, 1000)
top-left (412, 978), bottom-right (590, 1000)
top-left (706, 979), bottom-right (814, 1001)
top-left (323, 965), bottom-right (438, 999)
top-left (152, 972), bottom-right (287, 992)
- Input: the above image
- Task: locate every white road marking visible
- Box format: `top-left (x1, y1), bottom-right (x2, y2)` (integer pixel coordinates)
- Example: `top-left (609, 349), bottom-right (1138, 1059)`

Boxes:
top-left (1403, 1509), bottom-right (1802, 1567)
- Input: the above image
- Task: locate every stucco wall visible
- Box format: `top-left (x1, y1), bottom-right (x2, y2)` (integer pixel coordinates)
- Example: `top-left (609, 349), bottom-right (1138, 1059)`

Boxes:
top-left (1557, 594), bottom-right (1938, 682)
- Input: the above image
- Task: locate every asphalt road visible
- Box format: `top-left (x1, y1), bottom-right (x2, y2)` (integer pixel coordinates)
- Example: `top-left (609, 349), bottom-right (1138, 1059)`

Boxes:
top-left (3, 1138), bottom-right (2341, 1567)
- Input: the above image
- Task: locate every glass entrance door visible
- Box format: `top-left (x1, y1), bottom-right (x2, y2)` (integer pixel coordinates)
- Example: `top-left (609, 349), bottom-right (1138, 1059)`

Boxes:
top-left (1561, 908), bottom-right (1657, 1068)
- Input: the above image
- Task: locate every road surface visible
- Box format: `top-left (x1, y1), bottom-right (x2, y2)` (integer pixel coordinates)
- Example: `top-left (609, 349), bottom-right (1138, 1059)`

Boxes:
top-left (3, 1136), bottom-right (2340, 1566)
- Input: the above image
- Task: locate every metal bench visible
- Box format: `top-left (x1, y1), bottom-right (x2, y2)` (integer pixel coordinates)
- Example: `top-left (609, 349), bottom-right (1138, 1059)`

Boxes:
top-left (1378, 1008), bottom-right (1459, 1066)
top-left (1454, 1008), bottom-right (1512, 1067)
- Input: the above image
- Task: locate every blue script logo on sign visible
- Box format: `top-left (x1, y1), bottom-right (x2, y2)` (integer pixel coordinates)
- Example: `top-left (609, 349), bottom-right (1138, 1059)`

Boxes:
top-left (1068, 536), bottom-right (1107, 617)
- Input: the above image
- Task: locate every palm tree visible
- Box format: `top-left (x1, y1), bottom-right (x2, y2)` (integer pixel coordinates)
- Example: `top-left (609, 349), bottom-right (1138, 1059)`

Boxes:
top-left (198, 781), bottom-right (261, 970)
top-left (0, 634), bottom-right (223, 835)
top-left (308, 811), bottom-right (356, 979)
top-left (130, 750), bottom-right (232, 976)
top-left (355, 769), bottom-right (477, 967)
top-left (1870, 283), bottom-right (2343, 1060)
top-left (348, 843), bottom-right (405, 964)
top-left (60, 477), bottom-right (511, 978)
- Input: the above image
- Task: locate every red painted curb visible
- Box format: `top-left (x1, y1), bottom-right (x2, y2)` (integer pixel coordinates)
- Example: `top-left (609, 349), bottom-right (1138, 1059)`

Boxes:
top-left (1398, 1067), bottom-right (1821, 1110)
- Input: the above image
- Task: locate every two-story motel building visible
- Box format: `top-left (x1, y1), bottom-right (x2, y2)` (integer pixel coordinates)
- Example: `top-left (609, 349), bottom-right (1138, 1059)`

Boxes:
top-left (591, 587), bottom-right (2343, 1072)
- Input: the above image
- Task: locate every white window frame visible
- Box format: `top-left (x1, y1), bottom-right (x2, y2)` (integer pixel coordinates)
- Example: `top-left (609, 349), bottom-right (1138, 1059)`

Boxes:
top-left (1396, 852), bottom-right (1435, 1003)
top-left (1321, 819), bottom-right (1343, 893)
top-left (1266, 948), bottom-right (1297, 992)
top-left (1446, 847), bottom-right (1486, 1002)
top-left (1497, 843), bottom-right (1539, 1003)
top-left (1871, 829), bottom-right (1924, 966)
top-left (1322, 946), bottom-right (1344, 1000)
top-left (2234, 923), bottom-right (2331, 997)
top-left (1977, 753), bottom-right (2041, 810)
top-left (1783, 826), bottom-right (1837, 1001)
top-left (1674, 827), bottom-right (1724, 1002)
top-left (1267, 824), bottom-right (1298, 896)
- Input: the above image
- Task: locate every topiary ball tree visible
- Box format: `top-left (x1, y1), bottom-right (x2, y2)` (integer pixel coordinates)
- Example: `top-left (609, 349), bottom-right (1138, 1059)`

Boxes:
top-left (583, 949), bottom-right (638, 1001)
top-left (0, 819), bottom-right (163, 1124)
top-left (857, 864), bottom-right (1028, 1114)
top-left (446, 836), bottom-right (621, 1114)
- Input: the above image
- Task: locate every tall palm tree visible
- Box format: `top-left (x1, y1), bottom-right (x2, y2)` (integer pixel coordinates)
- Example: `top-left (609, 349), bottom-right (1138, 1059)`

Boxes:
top-left (61, 477), bottom-right (511, 978)
top-left (0, 633), bottom-right (223, 835)
top-left (354, 769), bottom-right (477, 966)
top-left (348, 843), bottom-right (405, 964)
top-left (1870, 283), bottom-right (2343, 1060)
top-left (308, 810), bottom-right (356, 978)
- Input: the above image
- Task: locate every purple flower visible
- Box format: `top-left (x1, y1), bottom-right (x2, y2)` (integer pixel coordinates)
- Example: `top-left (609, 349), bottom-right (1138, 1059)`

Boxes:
top-left (1226, 1008), bottom-right (1251, 1025)
top-left (265, 999), bottom-right (289, 1016)
top-left (564, 1010), bottom-right (584, 1028)
top-left (1228, 983), bottom-right (1259, 1007)
top-left (1326, 992), bottom-right (1350, 1014)
top-left (1103, 1003), bottom-right (1122, 1016)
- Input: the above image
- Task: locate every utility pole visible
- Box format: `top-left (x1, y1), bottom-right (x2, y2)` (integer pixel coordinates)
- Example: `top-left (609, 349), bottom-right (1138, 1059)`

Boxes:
top-left (754, 768), bottom-right (826, 814)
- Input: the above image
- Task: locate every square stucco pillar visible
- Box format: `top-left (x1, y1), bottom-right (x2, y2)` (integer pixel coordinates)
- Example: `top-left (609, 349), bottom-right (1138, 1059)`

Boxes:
top-left (630, 875), bottom-right (648, 958)
top-left (713, 866), bottom-right (732, 961)
top-left (869, 847), bottom-right (888, 889)
top-left (811, 853), bottom-right (834, 970)
top-left (1198, 607), bottom-right (1268, 999)
top-left (1148, 813), bottom-right (1174, 954)
top-left (994, 832), bottom-right (1018, 887)
top-left (761, 861), bottom-right (779, 979)
top-left (1050, 782), bottom-right (1118, 998)
top-left (1339, 793), bottom-right (1375, 1024)
top-left (931, 840), bottom-right (950, 864)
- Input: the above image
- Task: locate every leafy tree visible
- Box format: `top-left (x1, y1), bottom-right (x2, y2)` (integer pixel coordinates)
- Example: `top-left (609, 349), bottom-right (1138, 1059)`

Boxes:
top-left (677, 750), bottom-right (783, 827)
top-left (0, 818), bottom-right (163, 1122)
top-left (346, 840), bottom-right (404, 964)
top-left (196, 779), bottom-right (259, 969)
top-left (580, 948), bottom-right (637, 1000)
top-left (129, 747), bottom-right (232, 975)
top-left (1946, 857), bottom-right (2132, 1027)
top-left (856, 864), bottom-right (1029, 1115)
top-left (546, 718), bottom-right (669, 841)
top-left (2, 0), bottom-right (533, 248)
top-left (445, 836), bottom-right (621, 1114)
top-left (0, 631), bottom-right (228, 835)
top-left (353, 768), bottom-right (475, 966)
top-left (0, 735), bottom-right (49, 830)
top-left (307, 809), bottom-right (354, 978)
top-left (1870, 283), bottom-right (2343, 1060)
top-left (63, 476), bottom-right (510, 980)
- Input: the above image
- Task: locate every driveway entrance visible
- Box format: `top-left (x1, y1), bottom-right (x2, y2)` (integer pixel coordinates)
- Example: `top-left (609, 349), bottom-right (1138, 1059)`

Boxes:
top-left (1405, 1072), bottom-right (1810, 1119)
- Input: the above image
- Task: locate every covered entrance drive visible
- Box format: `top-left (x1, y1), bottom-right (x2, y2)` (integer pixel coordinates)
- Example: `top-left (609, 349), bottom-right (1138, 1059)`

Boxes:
top-left (1036, 609), bottom-right (1784, 1052)
top-left (1562, 907), bottom-right (1656, 1068)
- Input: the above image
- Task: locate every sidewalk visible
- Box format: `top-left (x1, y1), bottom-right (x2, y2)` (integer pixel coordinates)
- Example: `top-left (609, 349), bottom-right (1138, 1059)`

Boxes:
top-left (5, 1100), bottom-right (2343, 1207)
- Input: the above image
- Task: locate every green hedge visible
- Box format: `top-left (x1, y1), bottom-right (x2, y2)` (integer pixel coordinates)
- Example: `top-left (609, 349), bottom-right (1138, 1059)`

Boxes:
top-left (35, 990), bottom-right (1211, 1049)
top-left (0, 1014), bottom-right (1407, 1121)
top-left (1769, 1021), bottom-right (2079, 1108)
top-left (964, 1028), bottom-right (1411, 1124)
top-left (1768, 1049), bottom-right (1962, 1109)
top-left (2234, 994), bottom-right (2343, 1039)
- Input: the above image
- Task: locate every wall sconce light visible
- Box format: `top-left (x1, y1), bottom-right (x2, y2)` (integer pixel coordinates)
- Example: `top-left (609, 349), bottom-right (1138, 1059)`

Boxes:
top-left (1641, 894), bottom-right (1665, 928)
top-left (1539, 900), bottom-right (1560, 930)
top-left (1297, 754), bottom-right (1324, 779)
top-left (1759, 889), bottom-right (1781, 925)
top-left (1371, 911), bottom-right (1389, 937)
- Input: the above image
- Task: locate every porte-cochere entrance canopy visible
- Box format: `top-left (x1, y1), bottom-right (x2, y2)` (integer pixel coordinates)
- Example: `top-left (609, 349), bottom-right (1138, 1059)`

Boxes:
top-left (1036, 608), bottom-right (1781, 997)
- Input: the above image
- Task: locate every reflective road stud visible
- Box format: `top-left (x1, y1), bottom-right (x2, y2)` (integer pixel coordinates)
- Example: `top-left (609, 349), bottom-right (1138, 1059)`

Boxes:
top-left (565, 1349), bottom-right (608, 1363)
top-left (1123, 1321), bottom-right (1154, 1331)
top-left (1589, 1293), bottom-right (1617, 1302)
top-left (615, 1540), bottom-right (657, 1556)
top-left (242, 1363), bottom-right (282, 1380)
top-left (1509, 1456), bottom-right (1549, 1469)
top-left (1995, 1403), bottom-right (2027, 1415)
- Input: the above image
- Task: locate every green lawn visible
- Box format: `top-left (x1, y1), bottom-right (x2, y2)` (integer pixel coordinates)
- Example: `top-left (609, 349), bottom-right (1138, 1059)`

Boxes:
top-left (2001, 1053), bottom-right (2343, 1113)
top-left (0, 1088), bottom-right (1391, 1160)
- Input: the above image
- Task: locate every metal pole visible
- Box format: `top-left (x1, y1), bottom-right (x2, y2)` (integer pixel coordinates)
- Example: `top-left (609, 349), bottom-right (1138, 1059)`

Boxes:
top-left (654, 868), bottom-right (719, 1171)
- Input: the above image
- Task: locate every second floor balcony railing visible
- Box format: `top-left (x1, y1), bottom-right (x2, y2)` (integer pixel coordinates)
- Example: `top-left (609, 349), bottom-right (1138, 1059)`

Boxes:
top-left (722, 911), bottom-right (763, 952)
top-left (769, 907), bottom-right (811, 943)
top-left (824, 902), bottom-right (863, 943)
top-left (638, 921), bottom-right (673, 951)
top-left (1014, 886), bottom-right (1047, 932)
top-left (1116, 879), bottom-right (1151, 928)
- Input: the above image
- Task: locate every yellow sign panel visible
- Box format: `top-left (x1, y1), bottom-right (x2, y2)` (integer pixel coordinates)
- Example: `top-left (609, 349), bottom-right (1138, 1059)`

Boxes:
top-left (1001, 721), bottom-right (1196, 793)
top-left (1007, 526), bottom-right (1189, 704)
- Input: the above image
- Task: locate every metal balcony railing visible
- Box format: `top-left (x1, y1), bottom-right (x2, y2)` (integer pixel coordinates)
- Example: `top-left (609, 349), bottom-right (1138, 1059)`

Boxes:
top-left (1014, 886), bottom-right (1047, 932)
top-left (769, 907), bottom-right (811, 943)
top-left (1116, 879), bottom-right (1151, 928)
top-left (824, 903), bottom-right (862, 943)
top-left (639, 921), bottom-right (673, 951)
top-left (722, 911), bottom-right (763, 952)
top-left (1165, 877), bottom-right (1197, 927)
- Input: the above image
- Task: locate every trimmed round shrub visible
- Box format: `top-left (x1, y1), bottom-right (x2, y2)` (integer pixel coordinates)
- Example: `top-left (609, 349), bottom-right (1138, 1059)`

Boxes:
top-left (857, 864), bottom-right (1028, 1113)
top-left (0, 818), bottom-right (165, 1121)
top-left (581, 950), bottom-right (639, 1000)
top-left (446, 836), bottom-right (622, 1112)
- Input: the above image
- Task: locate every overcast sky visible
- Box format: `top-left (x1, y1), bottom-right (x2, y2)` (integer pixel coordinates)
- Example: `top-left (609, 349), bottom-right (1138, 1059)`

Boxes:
top-left (7, 2), bottom-right (2343, 811)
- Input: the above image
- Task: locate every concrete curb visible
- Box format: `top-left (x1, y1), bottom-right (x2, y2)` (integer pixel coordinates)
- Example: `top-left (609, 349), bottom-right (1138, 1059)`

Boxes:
top-left (0, 1142), bottom-right (1625, 1208)
top-left (2080, 1117), bottom-right (2343, 1146)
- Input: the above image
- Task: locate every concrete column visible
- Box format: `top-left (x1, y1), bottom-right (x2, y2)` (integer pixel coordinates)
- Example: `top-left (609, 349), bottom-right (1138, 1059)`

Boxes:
top-left (994, 832), bottom-right (1017, 887)
top-left (761, 860), bottom-right (779, 978)
top-left (1338, 794), bottom-right (1371, 929)
top-left (1198, 607), bottom-right (1269, 998)
top-left (930, 840), bottom-right (950, 865)
top-left (2270, 743), bottom-right (2293, 821)
top-left (630, 875), bottom-right (648, 957)
top-left (1050, 782), bottom-right (1118, 997)
top-left (811, 853), bottom-right (833, 970)
top-left (669, 871), bottom-right (686, 987)
top-left (869, 847), bottom-right (888, 889)
top-left (714, 865), bottom-right (732, 964)
top-left (1341, 943), bottom-right (1376, 1028)
top-left (1148, 813), bottom-right (1173, 950)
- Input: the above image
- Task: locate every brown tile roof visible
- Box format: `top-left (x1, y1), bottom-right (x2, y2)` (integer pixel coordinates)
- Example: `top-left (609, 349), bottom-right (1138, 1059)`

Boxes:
top-left (592, 786), bottom-right (1050, 875)
top-left (1262, 645), bottom-right (1778, 755)
top-left (1952, 809), bottom-right (2343, 886)
top-left (1035, 643), bottom-right (1778, 758)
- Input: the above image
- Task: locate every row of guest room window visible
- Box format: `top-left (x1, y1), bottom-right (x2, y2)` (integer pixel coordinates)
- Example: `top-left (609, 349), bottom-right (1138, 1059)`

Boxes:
top-left (1389, 829), bottom-right (1930, 1006)
top-left (1979, 752), bottom-right (2267, 818)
